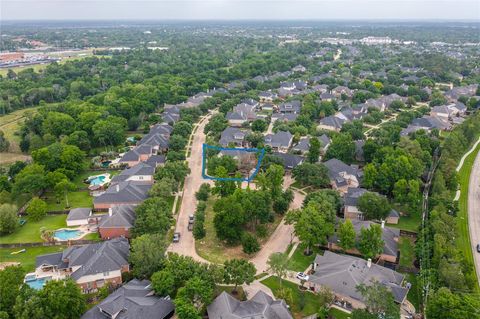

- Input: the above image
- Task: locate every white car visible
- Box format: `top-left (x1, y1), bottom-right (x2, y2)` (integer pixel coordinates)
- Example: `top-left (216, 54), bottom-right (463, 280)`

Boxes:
top-left (296, 272), bottom-right (309, 281)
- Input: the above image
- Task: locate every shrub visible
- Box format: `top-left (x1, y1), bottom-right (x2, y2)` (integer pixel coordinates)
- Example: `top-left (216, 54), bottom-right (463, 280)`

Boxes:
top-left (26, 198), bottom-right (47, 221)
top-left (193, 220), bottom-right (206, 239)
top-left (241, 233), bottom-right (260, 254)
top-left (256, 224), bottom-right (268, 239)
top-left (195, 183), bottom-right (211, 201)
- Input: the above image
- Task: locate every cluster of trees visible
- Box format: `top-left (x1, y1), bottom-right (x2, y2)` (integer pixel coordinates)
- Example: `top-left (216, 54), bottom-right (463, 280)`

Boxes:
top-left (193, 184), bottom-right (211, 240)
top-left (292, 162), bottom-right (330, 188)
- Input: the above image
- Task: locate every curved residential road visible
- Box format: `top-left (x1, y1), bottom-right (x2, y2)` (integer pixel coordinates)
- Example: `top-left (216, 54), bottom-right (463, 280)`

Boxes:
top-left (250, 175), bottom-right (304, 274)
top-left (167, 112), bottom-right (214, 263)
top-left (468, 149), bottom-right (480, 286)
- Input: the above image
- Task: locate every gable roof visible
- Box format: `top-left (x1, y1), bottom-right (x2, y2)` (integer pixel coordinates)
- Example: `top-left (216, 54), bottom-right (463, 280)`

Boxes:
top-left (111, 163), bottom-right (156, 184)
top-left (81, 279), bottom-right (174, 319)
top-left (94, 181), bottom-right (152, 205)
top-left (99, 205), bottom-right (136, 229)
top-left (207, 291), bottom-right (293, 319)
top-left (264, 131), bottom-right (293, 148)
top-left (324, 158), bottom-right (362, 186)
top-left (319, 116), bottom-right (346, 129)
top-left (310, 251), bottom-right (408, 304)
top-left (67, 208), bottom-right (92, 221)
top-left (219, 127), bottom-right (247, 146)
top-left (271, 152), bottom-right (304, 169)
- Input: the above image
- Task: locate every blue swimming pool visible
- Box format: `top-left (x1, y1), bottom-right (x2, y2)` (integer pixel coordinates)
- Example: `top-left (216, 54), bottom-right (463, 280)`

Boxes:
top-left (54, 229), bottom-right (83, 240)
top-left (25, 276), bottom-right (51, 290)
top-left (89, 175), bottom-right (106, 186)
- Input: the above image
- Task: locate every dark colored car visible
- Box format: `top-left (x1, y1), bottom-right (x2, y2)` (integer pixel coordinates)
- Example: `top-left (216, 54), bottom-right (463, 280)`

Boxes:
top-left (477, 244), bottom-right (480, 253)
top-left (173, 232), bottom-right (181, 243)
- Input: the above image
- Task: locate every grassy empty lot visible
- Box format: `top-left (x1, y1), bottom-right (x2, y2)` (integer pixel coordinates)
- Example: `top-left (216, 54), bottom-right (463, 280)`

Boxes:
top-left (287, 243), bottom-right (323, 272)
top-left (0, 245), bottom-right (67, 272)
top-left (456, 142), bottom-right (480, 290)
top-left (329, 308), bottom-right (352, 319)
top-left (0, 106), bottom-right (38, 157)
top-left (399, 236), bottom-right (415, 268)
top-left (387, 212), bottom-right (421, 233)
top-left (0, 215), bottom-right (67, 244)
top-left (44, 190), bottom-right (93, 211)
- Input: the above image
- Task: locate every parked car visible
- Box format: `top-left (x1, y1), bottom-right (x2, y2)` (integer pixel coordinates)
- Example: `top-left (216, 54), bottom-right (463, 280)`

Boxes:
top-left (173, 232), bottom-right (181, 243)
top-left (477, 244), bottom-right (480, 253)
top-left (188, 214), bottom-right (195, 223)
top-left (188, 223), bottom-right (193, 231)
top-left (296, 272), bottom-right (309, 281)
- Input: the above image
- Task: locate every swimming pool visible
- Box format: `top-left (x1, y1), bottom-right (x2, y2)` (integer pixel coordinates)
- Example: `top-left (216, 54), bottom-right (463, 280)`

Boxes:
top-left (54, 229), bottom-right (84, 241)
top-left (89, 175), bottom-right (106, 186)
top-left (25, 276), bottom-right (51, 290)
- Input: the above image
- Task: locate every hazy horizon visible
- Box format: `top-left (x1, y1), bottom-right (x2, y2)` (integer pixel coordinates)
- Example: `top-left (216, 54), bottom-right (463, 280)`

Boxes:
top-left (2, 0), bottom-right (479, 22)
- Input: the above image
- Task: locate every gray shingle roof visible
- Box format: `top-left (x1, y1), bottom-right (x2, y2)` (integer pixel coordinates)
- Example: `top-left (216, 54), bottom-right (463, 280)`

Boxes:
top-left (111, 163), bottom-right (155, 184)
top-left (99, 205), bottom-right (136, 229)
top-left (219, 127), bottom-right (247, 146)
top-left (94, 181), bottom-right (152, 205)
top-left (344, 187), bottom-right (368, 206)
top-left (264, 131), bottom-right (293, 149)
top-left (81, 279), bottom-right (174, 319)
top-left (207, 291), bottom-right (293, 319)
top-left (324, 158), bottom-right (362, 186)
top-left (309, 251), bottom-right (408, 304)
top-left (67, 208), bottom-right (92, 221)
top-left (271, 152), bottom-right (304, 169)
top-left (319, 116), bottom-right (345, 129)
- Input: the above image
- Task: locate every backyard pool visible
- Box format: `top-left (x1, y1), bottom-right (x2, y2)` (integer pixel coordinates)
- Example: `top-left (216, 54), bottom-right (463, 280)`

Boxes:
top-left (89, 175), bottom-right (106, 186)
top-left (54, 229), bottom-right (84, 241)
top-left (25, 276), bottom-right (51, 290)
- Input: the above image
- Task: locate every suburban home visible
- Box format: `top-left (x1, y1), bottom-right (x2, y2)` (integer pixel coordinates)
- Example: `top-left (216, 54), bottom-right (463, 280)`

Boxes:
top-left (431, 102), bottom-right (467, 119)
top-left (207, 291), bottom-right (293, 319)
top-left (241, 98), bottom-right (260, 109)
top-left (278, 100), bottom-right (302, 114)
top-left (354, 140), bottom-right (365, 162)
top-left (332, 86), bottom-right (354, 98)
top-left (336, 108), bottom-right (366, 122)
top-left (318, 116), bottom-right (346, 132)
top-left (66, 208), bottom-right (94, 226)
top-left (343, 187), bottom-right (368, 220)
top-left (324, 158), bottom-right (362, 193)
top-left (271, 152), bottom-right (304, 169)
top-left (144, 154), bottom-right (166, 167)
top-left (259, 91), bottom-right (278, 103)
top-left (219, 127), bottom-right (248, 147)
top-left (94, 181), bottom-right (152, 210)
top-left (137, 123), bottom-right (172, 153)
top-left (98, 205), bottom-right (136, 239)
top-left (260, 102), bottom-right (275, 111)
top-left (226, 103), bottom-right (258, 126)
top-left (312, 84), bottom-right (329, 94)
top-left (411, 115), bottom-right (452, 131)
top-left (444, 84), bottom-right (478, 101)
top-left (271, 113), bottom-right (298, 123)
top-left (307, 251), bottom-right (409, 310)
top-left (292, 135), bottom-right (331, 157)
top-left (119, 145), bottom-right (154, 167)
top-left (365, 98), bottom-right (386, 111)
top-left (264, 131), bottom-right (293, 153)
top-left (81, 279), bottom-right (175, 319)
top-left (292, 64), bottom-right (306, 73)
top-left (328, 219), bottom-right (400, 263)
top-left (320, 92), bottom-right (335, 101)
top-left (162, 106), bottom-right (181, 124)
top-left (33, 238), bottom-right (130, 293)
top-left (110, 162), bottom-right (156, 185)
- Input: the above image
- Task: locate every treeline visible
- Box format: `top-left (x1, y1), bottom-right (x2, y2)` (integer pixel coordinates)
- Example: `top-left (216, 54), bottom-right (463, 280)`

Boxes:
top-left (418, 112), bottom-right (480, 318)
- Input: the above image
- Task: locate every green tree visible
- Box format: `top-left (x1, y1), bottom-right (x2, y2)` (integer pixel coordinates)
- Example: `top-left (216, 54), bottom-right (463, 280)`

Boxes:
top-left (0, 266), bottom-right (25, 317)
top-left (92, 119), bottom-right (125, 147)
top-left (26, 198), bottom-right (47, 221)
top-left (151, 270), bottom-right (175, 297)
top-left (213, 196), bottom-right (245, 244)
top-left (149, 177), bottom-right (176, 197)
top-left (39, 279), bottom-right (86, 319)
top-left (358, 192), bottom-right (392, 220)
top-left (42, 112), bottom-right (76, 137)
top-left (133, 197), bottom-right (172, 236)
top-left (338, 219), bottom-right (356, 251)
top-left (267, 252), bottom-right (289, 287)
top-left (325, 133), bottom-right (356, 164)
top-left (356, 281), bottom-right (400, 319)
top-left (251, 119), bottom-right (267, 132)
top-left (195, 183), bottom-right (211, 201)
top-left (257, 164), bottom-right (284, 199)
top-left (172, 121), bottom-right (193, 138)
top-left (427, 287), bottom-right (480, 319)
top-left (12, 164), bottom-right (47, 197)
top-left (307, 137), bottom-right (321, 163)
top-left (0, 130), bottom-right (10, 152)
top-left (155, 161), bottom-right (190, 185)
top-left (358, 224), bottom-right (384, 259)
top-left (223, 259), bottom-right (256, 292)
top-left (129, 233), bottom-right (167, 278)
top-left (54, 179), bottom-right (76, 208)
top-left (176, 276), bottom-right (213, 310)
top-left (212, 166), bottom-right (237, 197)
top-left (0, 203), bottom-right (18, 235)
top-left (292, 163), bottom-right (330, 188)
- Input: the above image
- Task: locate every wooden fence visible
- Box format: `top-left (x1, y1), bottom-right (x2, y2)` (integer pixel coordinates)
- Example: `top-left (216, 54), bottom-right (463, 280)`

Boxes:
top-left (0, 239), bottom-right (99, 249)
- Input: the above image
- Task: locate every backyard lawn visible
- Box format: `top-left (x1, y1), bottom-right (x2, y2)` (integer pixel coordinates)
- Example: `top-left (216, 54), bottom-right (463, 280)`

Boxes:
top-left (387, 212), bottom-right (421, 233)
top-left (44, 190), bottom-right (93, 211)
top-left (404, 273), bottom-right (420, 311)
top-left (328, 308), bottom-right (352, 319)
top-left (398, 236), bottom-right (415, 268)
top-left (0, 215), bottom-right (67, 244)
top-left (456, 141), bottom-right (480, 290)
top-left (0, 245), bottom-right (67, 272)
top-left (287, 243), bottom-right (323, 272)
top-left (72, 169), bottom-right (121, 188)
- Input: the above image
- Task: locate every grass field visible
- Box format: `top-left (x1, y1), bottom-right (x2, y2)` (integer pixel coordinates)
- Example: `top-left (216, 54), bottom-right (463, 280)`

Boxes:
top-left (404, 273), bottom-right (420, 311)
top-left (0, 245), bottom-right (67, 272)
top-left (328, 308), bottom-right (352, 319)
top-left (44, 190), bottom-right (93, 211)
top-left (0, 215), bottom-right (67, 244)
top-left (387, 212), bottom-right (421, 233)
top-left (287, 243), bottom-right (323, 272)
top-left (0, 106), bottom-right (38, 156)
top-left (455, 142), bottom-right (480, 290)
top-left (399, 237), bottom-right (415, 268)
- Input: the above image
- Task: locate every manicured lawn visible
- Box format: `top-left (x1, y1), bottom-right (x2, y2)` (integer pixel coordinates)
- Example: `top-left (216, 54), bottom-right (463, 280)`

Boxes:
top-left (329, 308), bottom-right (352, 319)
top-left (404, 273), bottom-right (421, 311)
top-left (83, 232), bottom-right (101, 241)
top-left (0, 245), bottom-right (67, 272)
top-left (456, 141), bottom-right (480, 290)
top-left (261, 276), bottom-right (321, 318)
top-left (387, 212), bottom-right (421, 233)
top-left (287, 243), bottom-right (323, 272)
top-left (214, 285), bottom-right (246, 301)
top-left (399, 237), bottom-right (415, 268)
top-left (44, 190), bottom-right (93, 211)
top-left (0, 215), bottom-right (67, 244)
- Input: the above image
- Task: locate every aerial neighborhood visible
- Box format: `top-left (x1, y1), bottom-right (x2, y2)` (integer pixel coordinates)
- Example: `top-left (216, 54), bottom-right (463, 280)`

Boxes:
top-left (0, 18), bottom-right (480, 319)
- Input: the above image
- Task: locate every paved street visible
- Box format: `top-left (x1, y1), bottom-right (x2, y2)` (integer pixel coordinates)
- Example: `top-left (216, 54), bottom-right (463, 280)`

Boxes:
top-left (467, 149), bottom-right (480, 286)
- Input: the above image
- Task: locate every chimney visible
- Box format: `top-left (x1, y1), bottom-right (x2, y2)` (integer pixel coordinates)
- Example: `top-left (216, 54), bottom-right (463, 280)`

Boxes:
top-left (367, 258), bottom-right (372, 268)
top-left (381, 220), bottom-right (385, 229)
top-left (115, 184), bottom-right (120, 192)
top-left (108, 208), bottom-right (113, 217)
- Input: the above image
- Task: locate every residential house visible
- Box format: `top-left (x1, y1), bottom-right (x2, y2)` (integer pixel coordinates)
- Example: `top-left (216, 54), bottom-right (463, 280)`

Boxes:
top-left (320, 92), bottom-right (335, 101)
top-left (98, 205), bottom-right (136, 239)
top-left (264, 131), bottom-right (293, 153)
top-left (261, 103), bottom-right (275, 111)
top-left (324, 158), bottom-right (362, 193)
top-left (332, 86), bottom-right (353, 98)
top-left (278, 100), bottom-right (301, 114)
top-left (94, 181), bottom-right (152, 210)
top-left (312, 84), bottom-right (329, 94)
top-left (241, 98), bottom-right (260, 109)
top-left (33, 238), bottom-right (130, 293)
top-left (431, 102), bottom-right (467, 119)
top-left (444, 84), bottom-right (478, 102)
top-left (307, 251), bottom-right (409, 309)
top-left (328, 220), bottom-right (400, 263)
top-left (162, 106), bottom-right (181, 124)
top-left (343, 187), bottom-right (369, 220)
top-left (226, 103), bottom-right (258, 126)
top-left (119, 145), bottom-right (153, 168)
top-left (318, 116), bottom-right (346, 132)
top-left (66, 208), bottom-right (94, 227)
top-left (271, 113), bottom-right (298, 123)
top-left (207, 291), bottom-right (293, 319)
top-left (386, 209), bottom-right (400, 224)
top-left (219, 127), bottom-right (248, 147)
top-left (271, 152), bottom-right (304, 169)
top-left (410, 115), bottom-right (452, 131)
top-left (259, 91), bottom-right (278, 103)
top-left (110, 162), bottom-right (156, 185)
top-left (292, 135), bottom-right (331, 156)
top-left (292, 64), bottom-right (306, 73)
top-left (81, 279), bottom-right (175, 319)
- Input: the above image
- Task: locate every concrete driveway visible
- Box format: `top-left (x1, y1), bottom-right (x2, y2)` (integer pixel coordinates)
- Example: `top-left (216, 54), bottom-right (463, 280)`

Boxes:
top-left (468, 150), bottom-right (480, 286)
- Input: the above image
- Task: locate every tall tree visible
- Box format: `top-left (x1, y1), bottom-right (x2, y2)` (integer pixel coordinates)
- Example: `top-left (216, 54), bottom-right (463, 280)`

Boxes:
top-left (26, 198), bottom-right (47, 221)
top-left (338, 219), bottom-right (356, 251)
top-left (307, 137), bottom-right (321, 163)
top-left (129, 233), bottom-right (167, 278)
top-left (223, 259), bottom-right (256, 292)
top-left (0, 204), bottom-right (18, 235)
top-left (356, 281), bottom-right (400, 319)
top-left (358, 192), bottom-right (392, 220)
top-left (0, 266), bottom-right (25, 317)
top-left (324, 133), bottom-right (356, 164)
top-left (54, 179), bottom-right (77, 208)
top-left (39, 279), bottom-right (86, 319)
top-left (358, 224), bottom-right (384, 259)
top-left (267, 252), bottom-right (289, 287)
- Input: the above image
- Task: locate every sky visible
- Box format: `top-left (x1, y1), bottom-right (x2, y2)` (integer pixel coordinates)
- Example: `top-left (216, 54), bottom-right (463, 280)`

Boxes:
top-left (1, 0), bottom-right (479, 21)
